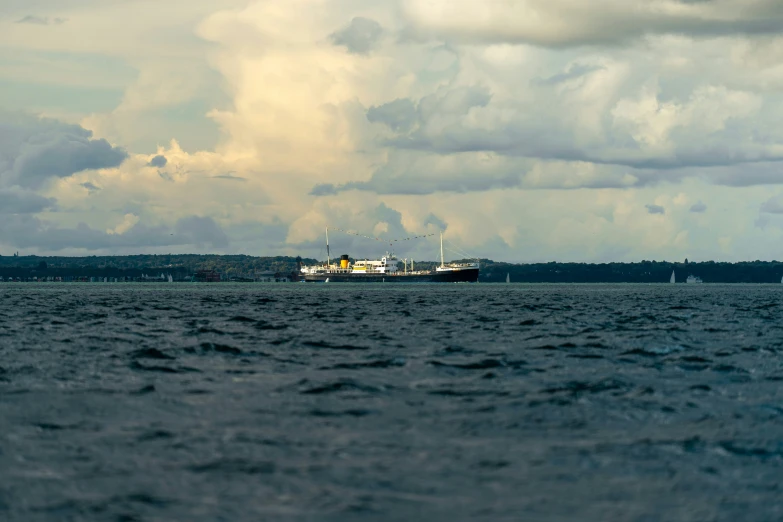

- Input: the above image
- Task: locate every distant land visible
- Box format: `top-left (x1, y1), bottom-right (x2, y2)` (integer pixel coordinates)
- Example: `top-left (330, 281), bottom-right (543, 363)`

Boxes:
top-left (2, 255), bottom-right (783, 283)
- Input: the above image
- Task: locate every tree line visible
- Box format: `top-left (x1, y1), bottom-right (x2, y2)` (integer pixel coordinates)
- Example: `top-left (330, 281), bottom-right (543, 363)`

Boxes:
top-left (2, 255), bottom-right (783, 283)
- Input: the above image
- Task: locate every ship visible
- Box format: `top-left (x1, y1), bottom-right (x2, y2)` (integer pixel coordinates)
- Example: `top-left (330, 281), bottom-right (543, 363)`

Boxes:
top-left (300, 229), bottom-right (479, 283)
top-left (686, 275), bottom-right (703, 284)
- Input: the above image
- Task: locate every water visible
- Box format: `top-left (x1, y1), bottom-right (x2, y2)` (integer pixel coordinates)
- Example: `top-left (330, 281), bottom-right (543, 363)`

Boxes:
top-left (2, 283), bottom-right (783, 521)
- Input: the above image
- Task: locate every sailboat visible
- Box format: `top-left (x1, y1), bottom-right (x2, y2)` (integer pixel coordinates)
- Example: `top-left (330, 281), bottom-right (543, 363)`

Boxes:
top-left (506, 273), bottom-right (510, 283)
top-left (780, 275), bottom-right (782, 284)
top-left (670, 270), bottom-right (675, 284)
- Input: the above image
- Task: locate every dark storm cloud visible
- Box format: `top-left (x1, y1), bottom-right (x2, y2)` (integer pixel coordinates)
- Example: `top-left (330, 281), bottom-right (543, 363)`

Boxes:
top-left (646, 204), bottom-right (665, 215)
top-left (690, 201), bottom-right (707, 213)
top-left (147, 155), bottom-right (167, 168)
top-left (0, 189), bottom-right (55, 214)
top-left (0, 112), bottom-right (127, 189)
top-left (330, 17), bottom-right (383, 54)
top-left (366, 98), bottom-right (417, 132)
top-left (0, 215), bottom-right (230, 251)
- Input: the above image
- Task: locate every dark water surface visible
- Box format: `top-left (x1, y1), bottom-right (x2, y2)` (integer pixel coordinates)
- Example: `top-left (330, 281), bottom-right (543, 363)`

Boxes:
top-left (2, 283), bottom-right (783, 521)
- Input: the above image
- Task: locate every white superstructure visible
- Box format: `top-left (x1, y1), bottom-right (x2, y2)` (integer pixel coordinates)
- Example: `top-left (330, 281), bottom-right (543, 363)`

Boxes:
top-left (299, 228), bottom-right (479, 278)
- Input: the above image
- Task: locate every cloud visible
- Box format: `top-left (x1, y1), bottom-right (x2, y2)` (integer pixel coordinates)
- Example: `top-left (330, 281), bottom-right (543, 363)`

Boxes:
top-left (311, 150), bottom-right (526, 196)
top-left (311, 152), bottom-right (647, 197)
top-left (211, 173), bottom-right (246, 181)
top-left (107, 213), bottom-right (140, 235)
top-left (147, 154), bottom-right (167, 168)
top-left (0, 189), bottom-right (56, 214)
top-left (424, 213), bottom-right (447, 231)
top-left (310, 183), bottom-right (339, 196)
top-left (0, 112), bottom-right (127, 189)
top-left (366, 98), bottom-right (417, 132)
top-left (174, 216), bottom-right (229, 248)
top-left (331, 17), bottom-right (383, 54)
top-left (646, 204), bottom-right (665, 214)
top-left (690, 201), bottom-right (707, 212)
top-left (8, 0), bottom-right (783, 263)
top-left (375, 81), bottom-right (776, 172)
top-left (401, 0), bottom-right (783, 48)
top-left (699, 162), bottom-right (783, 187)
top-left (534, 64), bottom-right (606, 85)
top-left (760, 196), bottom-right (783, 214)
top-left (312, 170), bottom-right (523, 195)
top-left (15, 16), bottom-right (67, 26)
top-left (0, 214), bottom-right (230, 252)
top-left (80, 182), bottom-right (100, 192)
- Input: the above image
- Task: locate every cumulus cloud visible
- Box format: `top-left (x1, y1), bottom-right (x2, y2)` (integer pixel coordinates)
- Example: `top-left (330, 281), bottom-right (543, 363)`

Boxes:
top-left (401, 0), bottom-right (783, 48)
top-left (331, 17), bottom-right (383, 54)
top-left (370, 80), bottom-right (777, 173)
top-left (0, 188), bottom-right (56, 214)
top-left (0, 112), bottom-right (127, 189)
top-left (646, 204), bottom-right (666, 214)
top-left (690, 201), bottom-right (707, 212)
top-left (424, 213), bottom-right (447, 231)
top-left (107, 213), bottom-right (140, 235)
top-left (7, 0), bottom-right (783, 262)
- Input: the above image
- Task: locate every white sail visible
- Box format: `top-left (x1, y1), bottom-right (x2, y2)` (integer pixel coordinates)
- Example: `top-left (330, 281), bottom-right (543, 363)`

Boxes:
top-left (506, 273), bottom-right (510, 283)
top-left (670, 270), bottom-right (675, 284)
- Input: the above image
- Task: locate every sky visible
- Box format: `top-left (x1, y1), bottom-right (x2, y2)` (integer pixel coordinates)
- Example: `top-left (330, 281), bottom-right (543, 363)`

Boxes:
top-left (2, 0), bottom-right (783, 263)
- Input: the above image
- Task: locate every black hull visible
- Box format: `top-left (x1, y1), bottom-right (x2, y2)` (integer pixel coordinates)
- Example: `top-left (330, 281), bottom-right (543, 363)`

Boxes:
top-left (303, 268), bottom-right (479, 283)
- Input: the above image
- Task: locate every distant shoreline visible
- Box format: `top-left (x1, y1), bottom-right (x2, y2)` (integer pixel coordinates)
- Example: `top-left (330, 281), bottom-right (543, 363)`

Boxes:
top-left (2, 255), bottom-right (783, 283)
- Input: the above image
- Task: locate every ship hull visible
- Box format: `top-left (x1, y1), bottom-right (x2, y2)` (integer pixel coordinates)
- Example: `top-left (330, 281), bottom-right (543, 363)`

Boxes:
top-left (303, 268), bottom-right (479, 283)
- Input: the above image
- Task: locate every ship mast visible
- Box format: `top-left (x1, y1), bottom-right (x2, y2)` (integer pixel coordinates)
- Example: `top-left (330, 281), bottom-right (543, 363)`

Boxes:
top-left (440, 232), bottom-right (444, 268)
top-left (326, 227), bottom-right (331, 268)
